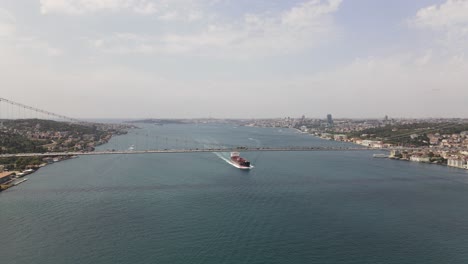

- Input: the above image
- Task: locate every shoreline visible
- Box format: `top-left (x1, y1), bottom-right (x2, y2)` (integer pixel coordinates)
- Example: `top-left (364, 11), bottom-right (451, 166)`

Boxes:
top-left (0, 130), bottom-right (129, 193)
top-left (2, 125), bottom-right (466, 193)
top-left (260, 125), bottom-right (468, 171)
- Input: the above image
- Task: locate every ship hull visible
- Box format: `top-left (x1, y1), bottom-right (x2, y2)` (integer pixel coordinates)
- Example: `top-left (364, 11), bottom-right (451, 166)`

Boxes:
top-left (228, 161), bottom-right (253, 170)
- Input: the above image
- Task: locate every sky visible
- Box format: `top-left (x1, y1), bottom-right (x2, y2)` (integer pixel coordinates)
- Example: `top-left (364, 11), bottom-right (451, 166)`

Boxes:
top-left (0, 0), bottom-right (467, 119)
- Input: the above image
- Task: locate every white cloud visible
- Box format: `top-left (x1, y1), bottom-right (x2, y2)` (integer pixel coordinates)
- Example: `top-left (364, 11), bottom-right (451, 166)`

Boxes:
top-left (39, 0), bottom-right (159, 15)
top-left (39, 0), bottom-right (205, 21)
top-left (14, 37), bottom-right (64, 57)
top-left (3, 47), bottom-right (468, 118)
top-left (410, 0), bottom-right (468, 56)
top-left (281, 0), bottom-right (341, 27)
top-left (0, 8), bottom-right (16, 37)
top-left (279, 52), bottom-right (468, 117)
top-left (91, 0), bottom-right (342, 58)
top-left (0, 8), bottom-right (62, 57)
top-left (411, 0), bottom-right (468, 30)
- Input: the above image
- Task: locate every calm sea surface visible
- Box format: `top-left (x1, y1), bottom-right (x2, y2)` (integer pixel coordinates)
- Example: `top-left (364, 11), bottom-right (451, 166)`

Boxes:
top-left (2, 124), bottom-right (468, 264)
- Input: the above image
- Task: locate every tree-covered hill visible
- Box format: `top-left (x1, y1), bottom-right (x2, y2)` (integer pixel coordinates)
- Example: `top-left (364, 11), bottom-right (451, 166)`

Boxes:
top-left (348, 122), bottom-right (468, 146)
top-left (0, 131), bottom-right (47, 154)
top-left (2, 119), bottom-right (102, 135)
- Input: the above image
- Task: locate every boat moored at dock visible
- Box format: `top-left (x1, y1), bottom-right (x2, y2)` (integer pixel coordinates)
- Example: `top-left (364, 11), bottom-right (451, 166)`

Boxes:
top-left (13, 178), bottom-right (28, 186)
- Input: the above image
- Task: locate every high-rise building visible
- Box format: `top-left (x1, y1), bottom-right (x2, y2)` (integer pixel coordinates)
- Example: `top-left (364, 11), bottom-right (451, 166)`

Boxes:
top-left (327, 114), bottom-right (333, 126)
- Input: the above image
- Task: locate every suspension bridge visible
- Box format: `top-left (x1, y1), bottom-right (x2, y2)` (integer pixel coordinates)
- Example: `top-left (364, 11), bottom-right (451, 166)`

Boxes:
top-left (0, 97), bottom-right (388, 158)
top-left (0, 147), bottom-right (378, 158)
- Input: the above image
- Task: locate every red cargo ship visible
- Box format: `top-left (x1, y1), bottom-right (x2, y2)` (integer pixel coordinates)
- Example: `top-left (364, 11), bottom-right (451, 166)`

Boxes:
top-left (230, 152), bottom-right (252, 169)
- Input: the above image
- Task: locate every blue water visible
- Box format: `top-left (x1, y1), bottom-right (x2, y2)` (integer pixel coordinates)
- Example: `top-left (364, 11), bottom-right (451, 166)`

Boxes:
top-left (2, 124), bottom-right (468, 263)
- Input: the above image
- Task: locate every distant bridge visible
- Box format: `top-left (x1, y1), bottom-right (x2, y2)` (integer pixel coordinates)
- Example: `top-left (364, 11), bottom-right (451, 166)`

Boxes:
top-left (0, 97), bottom-right (405, 159)
top-left (0, 146), bottom-right (384, 158)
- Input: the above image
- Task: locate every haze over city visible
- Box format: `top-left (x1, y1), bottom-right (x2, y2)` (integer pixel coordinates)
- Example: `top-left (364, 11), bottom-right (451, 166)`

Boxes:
top-left (1, 0), bottom-right (467, 118)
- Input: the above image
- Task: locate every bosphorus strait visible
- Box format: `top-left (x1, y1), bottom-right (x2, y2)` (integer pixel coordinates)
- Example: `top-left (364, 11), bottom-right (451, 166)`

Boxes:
top-left (2, 124), bottom-right (468, 264)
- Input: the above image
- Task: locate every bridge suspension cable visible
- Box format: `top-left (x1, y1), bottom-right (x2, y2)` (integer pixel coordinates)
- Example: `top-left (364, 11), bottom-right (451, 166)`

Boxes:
top-left (0, 97), bottom-right (83, 123)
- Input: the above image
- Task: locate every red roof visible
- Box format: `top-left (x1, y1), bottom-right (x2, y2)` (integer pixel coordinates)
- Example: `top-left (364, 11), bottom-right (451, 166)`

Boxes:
top-left (0, 172), bottom-right (14, 179)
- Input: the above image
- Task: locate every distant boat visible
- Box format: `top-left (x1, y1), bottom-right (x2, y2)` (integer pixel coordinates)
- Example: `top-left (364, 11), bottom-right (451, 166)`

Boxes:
top-left (128, 145), bottom-right (135, 151)
top-left (373, 154), bottom-right (388, 158)
top-left (13, 178), bottom-right (28, 186)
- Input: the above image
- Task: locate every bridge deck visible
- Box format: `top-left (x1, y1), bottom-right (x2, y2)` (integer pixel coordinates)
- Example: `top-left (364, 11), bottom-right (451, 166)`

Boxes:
top-left (0, 147), bottom-right (388, 158)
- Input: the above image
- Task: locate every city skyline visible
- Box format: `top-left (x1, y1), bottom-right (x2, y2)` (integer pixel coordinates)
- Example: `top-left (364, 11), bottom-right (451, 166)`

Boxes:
top-left (1, 0), bottom-right (468, 118)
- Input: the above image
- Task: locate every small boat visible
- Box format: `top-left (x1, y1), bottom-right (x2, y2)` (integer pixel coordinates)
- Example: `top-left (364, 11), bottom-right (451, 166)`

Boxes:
top-left (13, 178), bottom-right (28, 186)
top-left (373, 154), bottom-right (389, 158)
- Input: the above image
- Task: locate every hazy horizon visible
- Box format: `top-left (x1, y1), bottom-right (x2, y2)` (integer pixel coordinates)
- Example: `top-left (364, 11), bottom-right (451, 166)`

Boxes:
top-left (1, 0), bottom-right (468, 118)
top-left (66, 116), bottom-right (468, 121)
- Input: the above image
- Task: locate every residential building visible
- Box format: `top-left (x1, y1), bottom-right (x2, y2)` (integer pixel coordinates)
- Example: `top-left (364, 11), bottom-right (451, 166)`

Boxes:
top-left (333, 134), bottom-right (347, 141)
top-left (448, 157), bottom-right (466, 169)
top-left (0, 172), bottom-right (14, 185)
top-left (410, 155), bottom-right (430, 163)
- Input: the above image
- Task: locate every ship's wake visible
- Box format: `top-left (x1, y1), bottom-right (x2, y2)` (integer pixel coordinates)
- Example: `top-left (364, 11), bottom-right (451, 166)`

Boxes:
top-left (195, 137), bottom-right (255, 170)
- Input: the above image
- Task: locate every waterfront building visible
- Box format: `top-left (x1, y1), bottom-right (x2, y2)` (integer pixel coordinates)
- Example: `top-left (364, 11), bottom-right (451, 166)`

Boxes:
top-left (0, 172), bottom-right (14, 185)
top-left (401, 152), bottom-right (412, 160)
top-left (333, 134), bottom-right (348, 141)
top-left (360, 140), bottom-right (383, 148)
top-left (410, 154), bottom-right (431, 163)
top-left (448, 157), bottom-right (467, 169)
top-left (389, 150), bottom-right (401, 158)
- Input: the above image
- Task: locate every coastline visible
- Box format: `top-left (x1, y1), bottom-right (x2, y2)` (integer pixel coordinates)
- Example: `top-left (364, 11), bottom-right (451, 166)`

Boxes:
top-left (265, 126), bottom-right (468, 171)
top-left (0, 154), bottom-right (80, 192)
top-left (0, 129), bottom-right (129, 193)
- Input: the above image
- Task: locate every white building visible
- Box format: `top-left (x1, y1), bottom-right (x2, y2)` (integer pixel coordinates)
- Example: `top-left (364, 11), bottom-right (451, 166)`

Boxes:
top-left (361, 140), bottom-right (383, 148)
top-left (448, 157), bottom-right (467, 169)
top-left (410, 155), bottom-right (430, 163)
